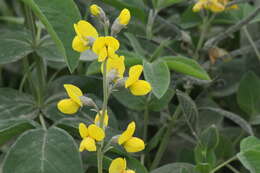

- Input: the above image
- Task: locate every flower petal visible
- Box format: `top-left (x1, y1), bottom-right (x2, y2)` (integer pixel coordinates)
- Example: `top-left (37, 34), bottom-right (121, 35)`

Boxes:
top-left (72, 36), bottom-right (89, 52)
top-left (123, 137), bottom-right (145, 153)
top-left (79, 123), bottom-right (88, 138)
top-left (129, 80), bottom-right (151, 96)
top-left (92, 37), bottom-right (106, 55)
top-left (79, 137), bottom-right (96, 152)
top-left (74, 20), bottom-right (98, 39)
top-left (119, 8), bottom-right (131, 25)
top-left (126, 170), bottom-right (135, 173)
top-left (192, 1), bottom-right (205, 12)
top-left (109, 158), bottom-right (126, 173)
top-left (125, 65), bottom-right (143, 88)
top-left (88, 124), bottom-right (105, 141)
top-left (98, 47), bottom-right (108, 62)
top-left (118, 121), bottom-right (135, 145)
top-left (64, 84), bottom-right (83, 106)
top-left (105, 36), bottom-right (120, 51)
top-left (94, 110), bottom-right (109, 127)
top-left (102, 55), bottom-right (125, 78)
top-left (57, 98), bottom-right (80, 114)
top-left (90, 4), bottom-right (101, 16)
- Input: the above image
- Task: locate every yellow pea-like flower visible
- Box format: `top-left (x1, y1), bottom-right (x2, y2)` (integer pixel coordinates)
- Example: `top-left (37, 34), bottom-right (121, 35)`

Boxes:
top-left (125, 65), bottom-right (151, 96)
top-left (72, 20), bottom-right (98, 52)
top-left (118, 122), bottom-right (145, 153)
top-left (109, 157), bottom-right (135, 173)
top-left (118, 8), bottom-right (131, 26)
top-left (101, 55), bottom-right (125, 79)
top-left (92, 36), bottom-right (120, 62)
top-left (57, 84), bottom-right (83, 114)
top-left (78, 123), bottom-right (105, 152)
top-left (193, 0), bottom-right (225, 13)
top-left (94, 110), bottom-right (109, 127)
top-left (90, 4), bottom-right (101, 16)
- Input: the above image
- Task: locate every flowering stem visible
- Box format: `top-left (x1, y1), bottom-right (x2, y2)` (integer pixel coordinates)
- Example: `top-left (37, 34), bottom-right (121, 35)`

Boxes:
top-left (97, 147), bottom-right (103, 173)
top-left (195, 16), bottom-right (208, 59)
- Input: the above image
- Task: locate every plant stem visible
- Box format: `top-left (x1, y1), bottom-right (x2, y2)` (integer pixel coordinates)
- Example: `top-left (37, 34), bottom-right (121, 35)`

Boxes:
top-left (39, 113), bottom-right (47, 130)
top-left (243, 26), bottom-right (260, 62)
top-left (97, 147), bottom-right (103, 173)
top-left (210, 156), bottom-right (237, 173)
top-left (226, 164), bottom-right (241, 173)
top-left (141, 103), bottom-right (149, 164)
top-left (150, 106), bottom-right (182, 170)
top-left (195, 16), bottom-right (208, 59)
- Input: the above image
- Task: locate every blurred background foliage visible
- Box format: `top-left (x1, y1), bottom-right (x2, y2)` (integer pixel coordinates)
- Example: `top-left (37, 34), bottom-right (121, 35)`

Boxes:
top-left (0, 0), bottom-right (260, 173)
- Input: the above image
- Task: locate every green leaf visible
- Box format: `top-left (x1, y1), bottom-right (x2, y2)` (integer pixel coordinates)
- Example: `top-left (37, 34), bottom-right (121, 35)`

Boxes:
top-left (200, 125), bottom-right (219, 150)
top-left (143, 60), bottom-right (170, 98)
top-left (2, 127), bottom-right (84, 173)
top-left (164, 56), bottom-right (211, 80)
top-left (150, 163), bottom-right (196, 173)
top-left (124, 33), bottom-right (147, 56)
top-left (0, 29), bottom-right (33, 64)
top-left (126, 156), bottom-right (148, 173)
top-left (237, 72), bottom-right (260, 118)
top-left (0, 88), bottom-right (36, 120)
top-left (148, 89), bottom-right (175, 111)
top-left (237, 136), bottom-right (260, 173)
top-left (199, 107), bottom-right (254, 136)
top-left (36, 35), bottom-right (64, 62)
top-left (146, 126), bottom-right (167, 152)
top-left (177, 90), bottom-right (198, 122)
top-left (113, 88), bottom-right (146, 111)
top-left (22, 0), bottom-right (81, 72)
top-left (0, 118), bottom-right (36, 146)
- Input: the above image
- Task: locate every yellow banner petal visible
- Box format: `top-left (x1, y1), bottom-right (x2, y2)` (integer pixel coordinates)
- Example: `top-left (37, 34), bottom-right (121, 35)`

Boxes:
top-left (123, 137), bottom-right (145, 153)
top-left (129, 80), bottom-right (151, 96)
top-left (88, 124), bottom-right (105, 141)
top-left (118, 121), bottom-right (136, 145)
top-left (57, 98), bottom-right (80, 114)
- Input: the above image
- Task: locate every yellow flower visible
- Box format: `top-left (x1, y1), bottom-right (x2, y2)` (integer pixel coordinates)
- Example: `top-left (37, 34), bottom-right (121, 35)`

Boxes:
top-left (92, 36), bottom-right (120, 62)
top-left (193, 0), bottom-right (225, 13)
top-left (72, 20), bottom-right (98, 52)
top-left (109, 157), bottom-right (135, 173)
top-left (90, 4), bottom-right (101, 16)
top-left (118, 122), bottom-right (145, 153)
top-left (57, 84), bottom-right (83, 114)
top-left (125, 65), bottom-right (151, 96)
top-left (101, 55), bottom-right (125, 79)
top-left (79, 123), bottom-right (105, 152)
top-left (94, 110), bottom-right (109, 127)
top-left (218, 0), bottom-right (238, 9)
top-left (118, 8), bottom-right (131, 25)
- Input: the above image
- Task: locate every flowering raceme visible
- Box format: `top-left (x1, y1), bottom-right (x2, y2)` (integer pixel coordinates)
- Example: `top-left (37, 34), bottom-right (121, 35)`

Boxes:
top-left (109, 157), bottom-right (135, 173)
top-left (72, 20), bottom-right (98, 52)
top-left (79, 123), bottom-right (105, 152)
top-left (118, 122), bottom-right (145, 153)
top-left (125, 65), bottom-right (152, 96)
top-left (92, 36), bottom-right (120, 62)
top-left (57, 84), bottom-right (83, 114)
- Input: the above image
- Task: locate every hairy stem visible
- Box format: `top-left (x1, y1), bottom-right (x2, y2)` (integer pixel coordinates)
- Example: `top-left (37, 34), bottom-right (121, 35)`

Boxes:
top-left (210, 156), bottom-right (237, 173)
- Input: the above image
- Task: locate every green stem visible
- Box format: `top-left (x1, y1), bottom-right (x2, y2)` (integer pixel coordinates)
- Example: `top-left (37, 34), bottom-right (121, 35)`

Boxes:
top-left (150, 106), bottom-right (182, 170)
top-left (210, 156), bottom-right (237, 173)
top-left (35, 55), bottom-right (46, 106)
top-left (195, 17), bottom-right (208, 59)
top-left (226, 164), bottom-right (241, 173)
top-left (141, 103), bottom-right (149, 164)
top-left (39, 113), bottom-right (47, 130)
top-left (97, 147), bottom-right (103, 173)
top-left (243, 26), bottom-right (260, 62)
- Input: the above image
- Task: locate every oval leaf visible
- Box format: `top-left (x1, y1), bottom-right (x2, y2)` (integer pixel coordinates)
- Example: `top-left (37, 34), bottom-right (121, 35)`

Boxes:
top-left (2, 127), bottom-right (84, 173)
top-left (143, 59), bottom-right (170, 99)
top-left (22, 0), bottom-right (81, 72)
top-left (164, 56), bottom-right (211, 81)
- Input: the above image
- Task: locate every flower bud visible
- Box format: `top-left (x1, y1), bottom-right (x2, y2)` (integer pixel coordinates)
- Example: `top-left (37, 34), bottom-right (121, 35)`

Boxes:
top-left (90, 4), bottom-right (101, 16)
top-left (111, 8), bottom-right (131, 36)
top-left (79, 96), bottom-right (96, 107)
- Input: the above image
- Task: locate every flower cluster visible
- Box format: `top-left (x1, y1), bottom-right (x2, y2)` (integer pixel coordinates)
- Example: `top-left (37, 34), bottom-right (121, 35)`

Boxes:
top-left (57, 5), bottom-right (150, 173)
top-left (193, 0), bottom-right (238, 13)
